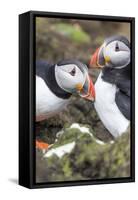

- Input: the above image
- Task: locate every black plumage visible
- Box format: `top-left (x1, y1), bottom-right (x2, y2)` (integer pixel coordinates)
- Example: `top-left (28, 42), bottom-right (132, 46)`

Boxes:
top-left (102, 64), bottom-right (131, 120)
top-left (36, 60), bottom-right (71, 99)
top-left (105, 35), bottom-right (130, 49)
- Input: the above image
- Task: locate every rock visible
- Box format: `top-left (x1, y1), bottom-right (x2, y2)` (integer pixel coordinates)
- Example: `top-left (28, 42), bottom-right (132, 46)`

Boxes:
top-left (36, 96), bottom-right (113, 145)
top-left (36, 124), bottom-right (130, 183)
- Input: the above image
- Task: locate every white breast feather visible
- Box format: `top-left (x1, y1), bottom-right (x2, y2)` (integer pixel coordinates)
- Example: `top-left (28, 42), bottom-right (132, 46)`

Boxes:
top-left (94, 72), bottom-right (129, 138)
top-left (36, 76), bottom-right (69, 121)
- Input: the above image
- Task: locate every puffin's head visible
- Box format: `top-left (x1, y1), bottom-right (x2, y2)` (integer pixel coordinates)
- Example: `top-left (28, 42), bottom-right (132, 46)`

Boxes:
top-left (55, 60), bottom-right (95, 101)
top-left (90, 36), bottom-right (130, 69)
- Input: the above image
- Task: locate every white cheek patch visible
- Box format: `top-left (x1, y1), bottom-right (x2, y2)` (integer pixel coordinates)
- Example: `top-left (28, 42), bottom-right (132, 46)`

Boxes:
top-left (56, 64), bottom-right (77, 73)
top-left (104, 41), bottom-right (130, 57)
top-left (55, 64), bottom-right (85, 92)
top-left (103, 41), bottom-right (130, 68)
top-left (112, 51), bottom-right (130, 66)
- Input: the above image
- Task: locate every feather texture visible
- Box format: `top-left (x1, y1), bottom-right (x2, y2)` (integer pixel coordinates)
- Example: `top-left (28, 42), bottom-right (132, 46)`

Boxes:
top-left (94, 72), bottom-right (129, 137)
top-left (36, 76), bottom-right (69, 121)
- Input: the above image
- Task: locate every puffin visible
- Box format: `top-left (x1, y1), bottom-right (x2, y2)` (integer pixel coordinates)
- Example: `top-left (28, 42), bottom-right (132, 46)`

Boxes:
top-left (89, 36), bottom-right (130, 138)
top-left (36, 59), bottom-right (95, 149)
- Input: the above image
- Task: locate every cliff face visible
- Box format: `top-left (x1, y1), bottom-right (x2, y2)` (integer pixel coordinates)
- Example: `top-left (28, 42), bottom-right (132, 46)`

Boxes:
top-left (36, 124), bottom-right (130, 183)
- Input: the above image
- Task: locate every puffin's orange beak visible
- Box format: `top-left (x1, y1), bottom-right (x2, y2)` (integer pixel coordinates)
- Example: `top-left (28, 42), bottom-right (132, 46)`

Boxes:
top-left (83, 77), bottom-right (95, 101)
top-left (90, 48), bottom-right (100, 67)
top-left (89, 47), bottom-right (104, 68)
top-left (78, 75), bottom-right (95, 102)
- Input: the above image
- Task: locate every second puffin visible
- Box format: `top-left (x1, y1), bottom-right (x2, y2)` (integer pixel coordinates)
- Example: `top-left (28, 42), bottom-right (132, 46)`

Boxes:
top-left (90, 36), bottom-right (130, 138)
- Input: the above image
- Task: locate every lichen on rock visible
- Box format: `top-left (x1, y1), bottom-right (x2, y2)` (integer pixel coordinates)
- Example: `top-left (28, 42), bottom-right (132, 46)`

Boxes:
top-left (36, 124), bottom-right (130, 183)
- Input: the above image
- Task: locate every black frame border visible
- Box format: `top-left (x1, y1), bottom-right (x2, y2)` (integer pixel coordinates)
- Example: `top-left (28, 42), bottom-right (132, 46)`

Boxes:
top-left (19, 10), bottom-right (135, 189)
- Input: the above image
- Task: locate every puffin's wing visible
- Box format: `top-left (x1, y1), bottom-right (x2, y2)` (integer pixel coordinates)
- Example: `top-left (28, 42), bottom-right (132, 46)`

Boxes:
top-left (115, 91), bottom-right (130, 120)
top-left (115, 79), bottom-right (130, 120)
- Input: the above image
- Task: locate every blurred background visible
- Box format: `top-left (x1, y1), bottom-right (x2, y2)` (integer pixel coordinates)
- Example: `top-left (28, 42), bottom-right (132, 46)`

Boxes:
top-left (35, 17), bottom-right (130, 183)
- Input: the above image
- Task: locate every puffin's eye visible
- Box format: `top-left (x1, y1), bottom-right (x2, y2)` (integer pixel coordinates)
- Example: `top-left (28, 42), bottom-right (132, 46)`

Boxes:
top-left (69, 67), bottom-right (76, 76)
top-left (115, 42), bottom-right (119, 52)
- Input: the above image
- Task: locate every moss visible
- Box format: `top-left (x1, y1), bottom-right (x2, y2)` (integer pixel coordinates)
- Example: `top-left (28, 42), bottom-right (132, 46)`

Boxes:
top-left (36, 125), bottom-right (130, 182)
top-left (54, 23), bottom-right (91, 44)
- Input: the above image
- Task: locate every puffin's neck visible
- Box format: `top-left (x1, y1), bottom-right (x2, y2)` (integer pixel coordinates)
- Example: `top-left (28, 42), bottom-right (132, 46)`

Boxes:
top-left (101, 64), bottom-right (130, 85)
top-left (45, 64), bottom-right (71, 99)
